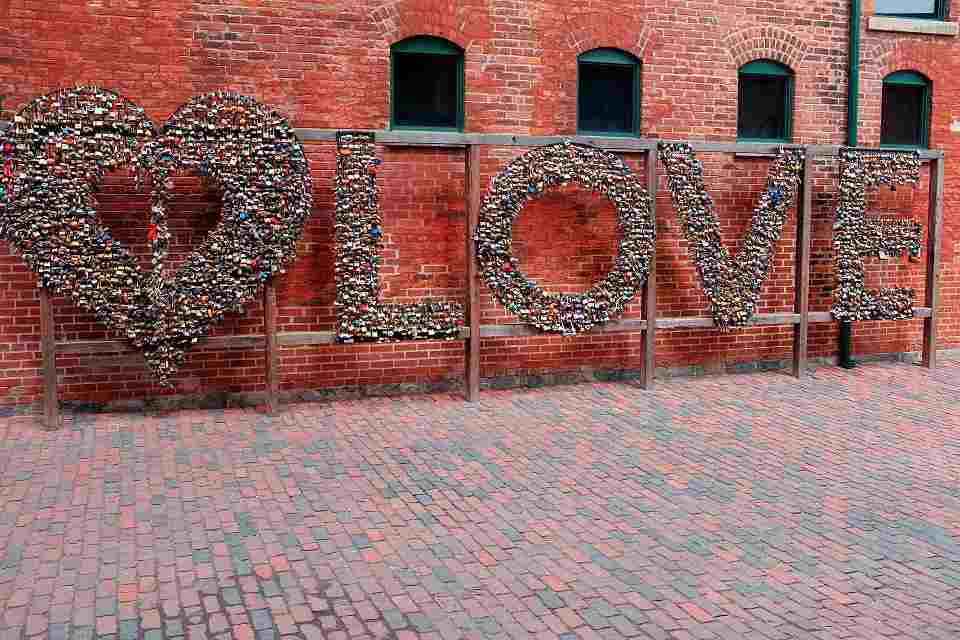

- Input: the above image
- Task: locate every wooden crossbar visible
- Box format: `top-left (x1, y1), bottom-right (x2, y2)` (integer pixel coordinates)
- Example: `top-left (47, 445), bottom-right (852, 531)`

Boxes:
top-left (293, 128), bottom-right (946, 160)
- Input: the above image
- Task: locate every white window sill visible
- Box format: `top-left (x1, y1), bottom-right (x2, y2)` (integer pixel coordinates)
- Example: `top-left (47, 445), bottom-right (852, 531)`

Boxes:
top-left (868, 16), bottom-right (958, 36)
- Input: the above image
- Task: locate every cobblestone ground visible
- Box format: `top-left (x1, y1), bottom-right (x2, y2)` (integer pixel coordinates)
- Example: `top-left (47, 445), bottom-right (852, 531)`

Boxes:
top-left (1, 361), bottom-right (960, 640)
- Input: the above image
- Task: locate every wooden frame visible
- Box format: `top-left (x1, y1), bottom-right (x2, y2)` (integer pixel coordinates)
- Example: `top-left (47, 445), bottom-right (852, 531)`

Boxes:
top-left (33, 133), bottom-right (946, 425)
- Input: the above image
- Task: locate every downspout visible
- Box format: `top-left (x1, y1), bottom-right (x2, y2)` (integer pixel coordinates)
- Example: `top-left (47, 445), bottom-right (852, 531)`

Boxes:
top-left (839, 0), bottom-right (861, 369)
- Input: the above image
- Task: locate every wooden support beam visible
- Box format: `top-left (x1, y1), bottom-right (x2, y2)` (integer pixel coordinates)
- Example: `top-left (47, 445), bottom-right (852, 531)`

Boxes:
top-left (464, 145), bottom-right (482, 401)
top-left (58, 334), bottom-right (272, 354)
top-left (39, 288), bottom-right (59, 430)
top-left (641, 153), bottom-right (658, 390)
top-left (277, 332), bottom-right (337, 347)
top-left (479, 318), bottom-right (648, 338)
top-left (479, 313), bottom-right (804, 338)
top-left (806, 144), bottom-right (944, 161)
top-left (792, 150), bottom-right (814, 378)
top-left (263, 283), bottom-right (279, 414)
top-left (923, 157), bottom-right (945, 369)
top-left (656, 313), bottom-right (802, 329)
top-left (55, 329), bottom-right (470, 353)
top-left (295, 129), bottom-right (659, 152)
top-left (805, 308), bottom-right (931, 324)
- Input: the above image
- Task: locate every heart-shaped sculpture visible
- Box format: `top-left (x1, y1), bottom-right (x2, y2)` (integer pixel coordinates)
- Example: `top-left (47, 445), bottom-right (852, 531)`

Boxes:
top-left (0, 87), bottom-right (313, 385)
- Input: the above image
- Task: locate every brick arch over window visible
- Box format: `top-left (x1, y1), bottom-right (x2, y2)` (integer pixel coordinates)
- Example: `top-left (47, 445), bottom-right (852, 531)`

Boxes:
top-left (531, 6), bottom-right (657, 134)
top-left (717, 26), bottom-right (813, 142)
top-left (351, 0), bottom-right (492, 130)
top-left (565, 22), bottom-right (657, 62)
top-left (371, 0), bottom-right (486, 52)
top-left (722, 26), bottom-right (811, 71)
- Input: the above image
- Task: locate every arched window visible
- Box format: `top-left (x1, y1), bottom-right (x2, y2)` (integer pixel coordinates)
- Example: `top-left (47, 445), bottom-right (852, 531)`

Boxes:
top-left (881, 71), bottom-right (931, 148)
top-left (391, 36), bottom-right (464, 131)
top-left (737, 59), bottom-right (794, 142)
top-left (577, 48), bottom-right (641, 136)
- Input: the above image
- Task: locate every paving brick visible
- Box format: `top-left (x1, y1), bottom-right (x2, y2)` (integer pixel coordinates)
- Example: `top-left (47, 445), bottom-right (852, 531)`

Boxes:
top-left (1, 365), bottom-right (959, 639)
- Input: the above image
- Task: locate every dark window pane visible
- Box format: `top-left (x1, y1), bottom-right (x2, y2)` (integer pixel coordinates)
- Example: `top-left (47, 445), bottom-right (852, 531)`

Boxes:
top-left (578, 63), bottom-right (636, 134)
top-left (881, 84), bottom-right (924, 147)
top-left (875, 0), bottom-right (936, 14)
top-left (738, 76), bottom-right (788, 140)
top-left (393, 52), bottom-right (459, 128)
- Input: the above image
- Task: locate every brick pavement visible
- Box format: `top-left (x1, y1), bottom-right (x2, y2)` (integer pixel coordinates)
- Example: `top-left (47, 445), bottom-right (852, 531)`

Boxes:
top-left (1, 360), bottom-right (959, 640)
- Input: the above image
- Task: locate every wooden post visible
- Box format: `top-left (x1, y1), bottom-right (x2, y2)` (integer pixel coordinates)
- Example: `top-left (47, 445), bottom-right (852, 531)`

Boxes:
top-left (922, 155), bottom-right (944, 369)
top-left (39, 288), bottom-right (58, 430)
top-left (792, 149), bottom-right (814, 378)
top-left (263, 283), bottom-right (279, 414)
top-left (640, 147), bottom-right (658, 389)
top-left (464, 145), bottom-right (482, 401)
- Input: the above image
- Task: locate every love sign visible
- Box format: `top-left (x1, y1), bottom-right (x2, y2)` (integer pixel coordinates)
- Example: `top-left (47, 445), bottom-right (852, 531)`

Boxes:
top-left (0, 86), bottom-right (927, 388)
top-left (0, 87), bottom-right (313, 385)
top-left (341, 139), bottom-right (922, 335)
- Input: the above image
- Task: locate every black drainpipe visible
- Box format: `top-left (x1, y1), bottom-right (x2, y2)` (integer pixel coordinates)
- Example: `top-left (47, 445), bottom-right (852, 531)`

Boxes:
top-left (839, 0), bottom-right (861, 369)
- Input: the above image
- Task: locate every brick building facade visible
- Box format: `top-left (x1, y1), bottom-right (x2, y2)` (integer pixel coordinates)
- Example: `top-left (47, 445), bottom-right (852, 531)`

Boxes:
top-left (0, 0), bottom-right (956, 407)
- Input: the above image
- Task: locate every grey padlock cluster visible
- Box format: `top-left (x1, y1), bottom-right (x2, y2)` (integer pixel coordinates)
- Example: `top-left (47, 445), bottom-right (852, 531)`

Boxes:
top-left (0, 87), bottom-right (314, 385)
top-left (832, 148), bottom-right (921, 322)
top-left (334, 131), bottom-right (463, 342)
top-left (475, 141), bottom-right (655, 335)
top-left (658, 142), bottom-right (804, 329)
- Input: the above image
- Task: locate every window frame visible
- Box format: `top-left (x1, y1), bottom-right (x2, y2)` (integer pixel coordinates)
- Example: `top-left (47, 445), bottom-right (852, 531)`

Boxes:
top-left (874, 0), bottom-right (948, 20)
top-left (390, 35), bottom-right (465, 132)
top-left (880, 70), bottom-right (932, 150)
top-left (736, 59), bottom-right (795, 143)
top-left (576, 48), bottom-right (642, 138)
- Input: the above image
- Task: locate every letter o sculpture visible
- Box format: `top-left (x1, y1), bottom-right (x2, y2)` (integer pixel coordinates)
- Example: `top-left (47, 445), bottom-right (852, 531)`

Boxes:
top-left (475, 142), bottom-right (655, 334)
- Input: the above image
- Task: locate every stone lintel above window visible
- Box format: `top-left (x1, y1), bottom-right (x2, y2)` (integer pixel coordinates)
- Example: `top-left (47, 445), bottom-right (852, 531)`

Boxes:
top-left (868, 16), bottom-right (959, 36)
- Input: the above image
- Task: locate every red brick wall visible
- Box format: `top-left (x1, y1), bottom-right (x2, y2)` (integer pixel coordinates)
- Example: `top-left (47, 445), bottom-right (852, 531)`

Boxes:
top-left (0, 0), bottom-right (957, 405)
